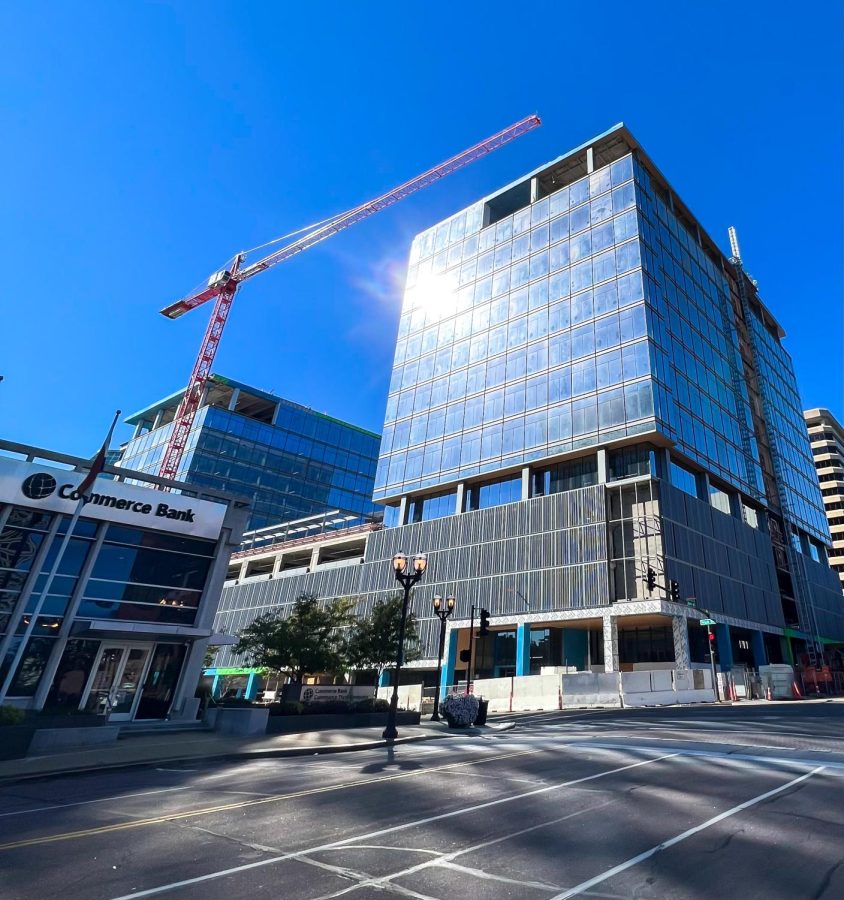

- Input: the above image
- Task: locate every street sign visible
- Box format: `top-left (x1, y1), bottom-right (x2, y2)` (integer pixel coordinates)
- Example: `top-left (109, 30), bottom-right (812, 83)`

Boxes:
top-left (700, 618), bottom-right (716, 626)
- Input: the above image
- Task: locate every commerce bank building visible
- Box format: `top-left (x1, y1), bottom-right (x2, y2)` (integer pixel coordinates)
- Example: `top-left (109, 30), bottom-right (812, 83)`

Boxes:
top-left (0, 441), bottom-right (247, 722)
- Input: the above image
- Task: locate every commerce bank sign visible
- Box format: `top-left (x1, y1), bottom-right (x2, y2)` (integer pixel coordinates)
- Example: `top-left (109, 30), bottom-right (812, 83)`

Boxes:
top-left (4, 459), bottom-right (225, 539)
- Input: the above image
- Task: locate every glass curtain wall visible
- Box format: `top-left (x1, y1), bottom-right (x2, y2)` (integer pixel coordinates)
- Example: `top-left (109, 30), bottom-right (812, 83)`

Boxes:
top-left (375, 154), bottom-right (655, 502)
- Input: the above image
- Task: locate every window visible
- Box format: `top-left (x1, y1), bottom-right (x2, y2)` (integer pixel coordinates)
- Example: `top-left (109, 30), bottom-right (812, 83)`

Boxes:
top-left (609, 445), bottom-right (652, 480)
top-left (670, 460), bottom-right (699, 498)
top-left (463, 475), bottom-right (522, 511)
top-left (407, 490), bottom-right (456, 523)
top-left (532, 455), bottom-right (598, 496)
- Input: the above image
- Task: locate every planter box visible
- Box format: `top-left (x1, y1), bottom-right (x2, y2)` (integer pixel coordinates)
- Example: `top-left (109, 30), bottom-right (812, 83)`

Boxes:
top-left (214, 707), bottom-right (270, 736)
top-left (266, 711), bottom-right (420, 734)
top-left (28, 725), bottom-right (120, 755)
top-left (0, 726), bottom-right (36, 761)
top-left (32, 714), bottom-right (107, 730)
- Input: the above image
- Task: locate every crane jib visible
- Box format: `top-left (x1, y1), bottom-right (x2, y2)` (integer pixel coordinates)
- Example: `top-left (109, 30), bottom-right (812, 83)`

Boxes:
top-left (156, 113), bottom-right (541, 481)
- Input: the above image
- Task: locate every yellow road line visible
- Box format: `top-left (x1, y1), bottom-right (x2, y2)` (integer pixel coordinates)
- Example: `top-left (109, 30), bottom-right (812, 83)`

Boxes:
top-left (0, 747), bottom-right (541, 852)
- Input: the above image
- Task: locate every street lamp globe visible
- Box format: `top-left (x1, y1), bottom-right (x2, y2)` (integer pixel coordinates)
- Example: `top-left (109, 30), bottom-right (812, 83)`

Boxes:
top-left (412, 553), bottom-right (427, 574)
top-left (433, 595), bottom-right (442, 611)
top-left (446, 595), bottom-right (455, 611)
top-left (392, 552), bottom-right (408, 573)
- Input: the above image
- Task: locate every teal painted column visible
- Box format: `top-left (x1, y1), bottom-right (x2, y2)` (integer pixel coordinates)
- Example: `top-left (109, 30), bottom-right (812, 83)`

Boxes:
top-left (210, 675), bottom-right (220, 698)
top-left (378, 669), bottom-right (391, 688)
top-left (516, 623), bottom-right (531, 676)
top-left (715, 623), bottom-right (733, 671)
top-left (441, 629), bottom-right (458, 690)
top-left (751, 630), bottom-right (768, 669)
top-left (244, 672), bottom-right (257, 700)
top-left (563, 630), bottom-right (588, 670)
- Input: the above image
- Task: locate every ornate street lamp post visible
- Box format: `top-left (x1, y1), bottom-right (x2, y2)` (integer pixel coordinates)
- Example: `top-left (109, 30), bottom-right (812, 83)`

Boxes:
top-left (430, 594), bottom-right (455, 721)
top-left (383, 551), bottom-right (427, 743)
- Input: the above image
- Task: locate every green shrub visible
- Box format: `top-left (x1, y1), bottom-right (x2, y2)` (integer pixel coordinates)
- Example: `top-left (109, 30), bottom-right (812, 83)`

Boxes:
top-left (351, 697), bottom-right (390, 713)
top-left (302, 700), bottom-right (352, 715)
top-left (267, 701), bottom-right (304, 717)
top-left (0, 705), bottom-right (25, 726)
top-left (217, 697), bottom-right (254, 708)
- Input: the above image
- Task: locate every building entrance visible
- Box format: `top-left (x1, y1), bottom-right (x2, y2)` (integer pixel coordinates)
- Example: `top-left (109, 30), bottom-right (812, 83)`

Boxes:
top-left (80, 643), bottom-right (153, 721)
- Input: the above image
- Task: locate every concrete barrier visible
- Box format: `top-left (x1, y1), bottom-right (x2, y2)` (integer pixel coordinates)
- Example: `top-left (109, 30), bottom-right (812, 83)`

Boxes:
top-left (377, 683), bottom-right (424, 712)
top-left (472, 677), bottom-right (514, 713)
top-left (561, 672), bottom-right (622, 708)
top-left (622, 669), bottom-right (715, 707)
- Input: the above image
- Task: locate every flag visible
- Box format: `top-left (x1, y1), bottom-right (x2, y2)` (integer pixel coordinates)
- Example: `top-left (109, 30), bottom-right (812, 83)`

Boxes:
top-left (76, 410), bottom-right (121, 497)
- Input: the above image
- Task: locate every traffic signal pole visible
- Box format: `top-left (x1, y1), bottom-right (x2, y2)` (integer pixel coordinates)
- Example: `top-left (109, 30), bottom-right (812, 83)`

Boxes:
top-left (466, 604), bottom-right (476, 694)
top-left (706, 625), bottom-right (722, 702)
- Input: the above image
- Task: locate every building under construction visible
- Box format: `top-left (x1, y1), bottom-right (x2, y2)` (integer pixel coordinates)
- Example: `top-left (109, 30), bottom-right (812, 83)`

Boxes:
top-left (211, 124), bottom-right (844, 697)
top-left (118, 374), bottom-right (381, 532)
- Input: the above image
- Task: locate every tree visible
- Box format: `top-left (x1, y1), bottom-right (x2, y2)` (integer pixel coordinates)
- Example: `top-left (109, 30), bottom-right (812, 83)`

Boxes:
top-left (233, 594), bottom-right (355, 683)
top-left (346, 594), bottom-right (420, 686)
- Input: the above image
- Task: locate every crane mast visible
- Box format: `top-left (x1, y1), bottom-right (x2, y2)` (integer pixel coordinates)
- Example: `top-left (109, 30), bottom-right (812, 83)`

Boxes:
top-left (157, 114), bottom-right (541, 481)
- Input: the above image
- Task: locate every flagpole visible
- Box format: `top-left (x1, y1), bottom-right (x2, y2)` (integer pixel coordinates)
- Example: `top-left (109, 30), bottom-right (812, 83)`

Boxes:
top-left (0, 411), bottom-right (121, 706)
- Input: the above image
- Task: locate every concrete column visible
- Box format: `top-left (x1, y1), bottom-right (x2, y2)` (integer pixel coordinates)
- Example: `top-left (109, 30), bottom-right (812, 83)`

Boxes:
top-left (271, 554), bottom-right (283, 577)
top-left (596, 448), bottom-right (608, 484)
top-left (441, 628), bottom-right (458, 690)
top-left (602, 613), bottom-right (619, 673)
top-left (563, 630), bottom-right (587, 670)
top-left (398, 496), bottom-right (408, 526)
top-left (751, 630), bottom-right (768, 669)
top-left (521, 466), bottom-right (531, 500)
top-left (153, 409), bottom-right (164, 430)
top-left (227, 388), bottom-right (241, 411)
top-left (516, 623), bottom-right (532, 676)
top-left (309, 546), bottom-right (320, 570)
top-left (455, 483), bottom-right (465, 514)
top-left (715, 623), bottom-right (733, 671)
top-left (672, 616), bottom-right (690, 669)
top-left (530, 177), bottom-right (539, 202)
top-left (586, 147), bottom-right (595, 174)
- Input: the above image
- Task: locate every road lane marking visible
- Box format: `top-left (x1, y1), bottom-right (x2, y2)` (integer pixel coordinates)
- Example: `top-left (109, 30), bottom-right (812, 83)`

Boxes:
top-left (108, 752), bottom-right (672, 899)
top-left (0, 786), bottom-right (193, 820)
top-left (0, 746), bottom-right (543, 852)
top-left (547, 765), bottom-right (826, 899)
top-left (309, 798), bottom-right (621, 899)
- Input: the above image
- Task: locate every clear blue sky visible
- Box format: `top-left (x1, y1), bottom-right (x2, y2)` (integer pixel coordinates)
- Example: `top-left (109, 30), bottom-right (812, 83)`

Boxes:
top-left (1, 1), bottom-right (841, 456)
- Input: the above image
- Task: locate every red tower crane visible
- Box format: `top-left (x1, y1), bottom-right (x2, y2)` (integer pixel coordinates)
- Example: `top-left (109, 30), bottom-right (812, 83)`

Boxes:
top-left (156, 114), bottom-right (541, 481)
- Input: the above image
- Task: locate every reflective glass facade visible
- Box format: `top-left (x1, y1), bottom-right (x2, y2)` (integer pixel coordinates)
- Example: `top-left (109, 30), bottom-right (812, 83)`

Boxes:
top-left (375, 153), bottom-right (655, 501)
top-left (121, 387), bottom-right (381, 532)
top-left (750, 316), bottom-right (831, 542)
top-left (635, 162), bottom-right (765, 501)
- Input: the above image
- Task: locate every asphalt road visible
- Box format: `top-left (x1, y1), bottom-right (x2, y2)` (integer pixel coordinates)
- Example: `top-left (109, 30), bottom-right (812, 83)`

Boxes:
top-left (1, 702), bottom-right (842, 900)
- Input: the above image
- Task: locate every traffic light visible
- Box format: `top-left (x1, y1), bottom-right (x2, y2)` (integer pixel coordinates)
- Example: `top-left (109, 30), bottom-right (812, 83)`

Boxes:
top-left (478, 608), bottom-right (491, 637)
top-left (646, 567), bottom-right (656, 593)
top-left (669, 580), bottom-right (680, 601)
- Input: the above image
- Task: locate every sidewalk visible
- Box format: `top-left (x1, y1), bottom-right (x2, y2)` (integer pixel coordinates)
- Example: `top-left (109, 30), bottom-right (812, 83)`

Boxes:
top-left (0, 720), bottom-right (511, 785)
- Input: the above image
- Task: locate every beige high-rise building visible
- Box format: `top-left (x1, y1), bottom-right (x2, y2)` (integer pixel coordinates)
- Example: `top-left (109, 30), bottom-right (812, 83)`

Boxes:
top-left (805, 408), bottom-right (844, 591)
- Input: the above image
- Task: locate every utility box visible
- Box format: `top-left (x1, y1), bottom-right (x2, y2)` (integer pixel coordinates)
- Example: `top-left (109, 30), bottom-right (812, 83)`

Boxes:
top-left (759, 664), bottom-right (795, 699)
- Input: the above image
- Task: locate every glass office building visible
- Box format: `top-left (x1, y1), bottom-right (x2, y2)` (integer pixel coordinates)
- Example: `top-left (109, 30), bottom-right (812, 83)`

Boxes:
top-left (214, 125), bottom-right (842, 692)
top-left (120, 374), bottom-right (381, 532)
top-left (369, 123), bottom-right (843, 659)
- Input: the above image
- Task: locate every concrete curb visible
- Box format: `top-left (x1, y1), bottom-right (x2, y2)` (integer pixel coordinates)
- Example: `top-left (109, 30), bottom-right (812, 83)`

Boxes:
top-left (0, 722), bottom-right (514, 787)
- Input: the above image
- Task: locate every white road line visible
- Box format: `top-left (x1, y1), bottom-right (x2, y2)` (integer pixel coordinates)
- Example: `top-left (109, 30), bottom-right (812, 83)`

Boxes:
top-left (109, 752), bottom-right (673, 899)
top-left (566, 740), bottom-right (844, 771)
top-left (0, 786), bottom-right (192, 820)
top-left (311, 802), bottom-right (617, 900)
top-left (436, 859), bottom-right (561, 892)
top-left (547, 765), bottom-right (826, 899)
